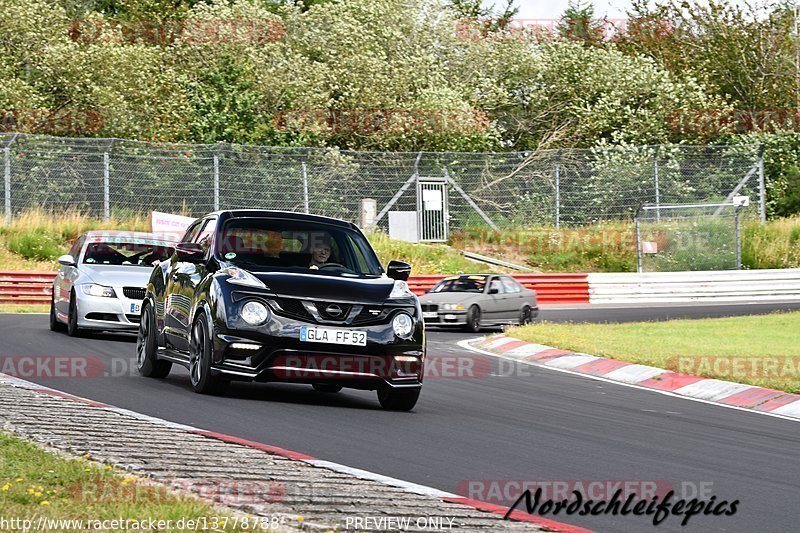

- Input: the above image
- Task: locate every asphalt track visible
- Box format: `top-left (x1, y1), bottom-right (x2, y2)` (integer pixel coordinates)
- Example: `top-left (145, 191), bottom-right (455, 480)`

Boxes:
top-left (1, 303), bottom-right (798, 532)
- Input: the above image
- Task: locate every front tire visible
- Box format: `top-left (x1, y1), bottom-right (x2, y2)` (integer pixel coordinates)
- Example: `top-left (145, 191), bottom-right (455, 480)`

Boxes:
top-left (519, 305), bottom-right (534, 326)
top-left (137, 303), bottom-right (172, 378)
top-left (49, 295), bottom-right (65, 332)
top-left (377, 387), bottom-right (420, 411)
top-left (189, 315), bottom-right (227, 395)
top-left (66, 290), bottom-right (81, 337)
top-left (464, 305), bottom-right (481, 333)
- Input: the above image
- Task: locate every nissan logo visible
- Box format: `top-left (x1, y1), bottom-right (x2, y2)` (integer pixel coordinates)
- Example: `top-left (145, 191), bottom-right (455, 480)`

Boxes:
top-left (325, 304), bottom-right (343, 317)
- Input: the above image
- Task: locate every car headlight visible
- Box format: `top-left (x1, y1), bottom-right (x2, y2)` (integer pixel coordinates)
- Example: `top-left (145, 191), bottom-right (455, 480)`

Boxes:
top-left (441, 303), bottom-right (465, 311)
top-left (81, 284), bottom-right (116, 298)
top-left (389, 280), bottom-right (414, 299)
top-left (392, 312), bottom-right (414, 338)
top-left (241, 301), bottom-right (270, 325)
top-left (225, 267), bottom-right (266, 289)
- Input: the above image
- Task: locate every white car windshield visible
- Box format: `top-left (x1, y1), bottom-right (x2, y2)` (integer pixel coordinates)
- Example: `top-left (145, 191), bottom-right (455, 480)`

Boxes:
top-left (83, 239), bottom-right (175, 267)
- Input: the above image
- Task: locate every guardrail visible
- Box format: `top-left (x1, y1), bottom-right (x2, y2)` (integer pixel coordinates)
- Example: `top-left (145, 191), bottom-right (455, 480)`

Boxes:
top-left (6, 269), bottom-right (798, 307)
top-left (588, 269), bottom-right (800, 304)
top-left (0, 271), bottom-right (592, 306)
top-left (408, 274), bottom-right (590, 304)
top-left (0, 271), bottom-right (55, 305)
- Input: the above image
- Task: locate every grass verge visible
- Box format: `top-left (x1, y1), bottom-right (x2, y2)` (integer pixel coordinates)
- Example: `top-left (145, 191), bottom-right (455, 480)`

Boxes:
top-left (507, 312), bottom-right (800, 393)
top-left (0, 432), bottom-right (268, 531)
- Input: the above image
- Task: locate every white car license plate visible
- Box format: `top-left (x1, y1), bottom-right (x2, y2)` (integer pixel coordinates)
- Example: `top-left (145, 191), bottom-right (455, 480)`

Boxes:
top-left (300, 326), bottom-right (367, 346)
top-left (422, 311), bottom-right (438, 319)
top-left (129, 303), bottom-right (141, 314)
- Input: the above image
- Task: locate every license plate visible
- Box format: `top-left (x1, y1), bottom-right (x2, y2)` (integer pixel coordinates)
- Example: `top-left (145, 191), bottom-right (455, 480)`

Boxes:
top-left (300, 326), bottom-right (367, 346)
top-left (422, 311), bottom-right (438, 319)
top-left (129, 303), bottom-right (141, 314)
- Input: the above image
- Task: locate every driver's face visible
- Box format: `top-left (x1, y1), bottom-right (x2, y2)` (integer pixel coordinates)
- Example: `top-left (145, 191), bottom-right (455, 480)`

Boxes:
top-left (311, 244), bottom-right (331, 263)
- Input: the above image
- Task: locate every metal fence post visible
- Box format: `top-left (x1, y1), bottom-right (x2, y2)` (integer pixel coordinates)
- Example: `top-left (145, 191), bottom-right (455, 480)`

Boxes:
top-left (735, 208), bottom-right (742, 269)
top-left (4, 133), bottom-right (17, 225)
top-left (635, 207), bottom-right (642, 273)
top-left (213, 144), bottom-right (222, 211)
top-left (302, 156), bottom-right (309, 214)
top-left (554, 150), bottom-right (561, 229)
top-left (653, 147), bottom-right (660, 221)
top-left (103, 139), bottom-right (115, 221)
top-left (758, 143), bottom-right (766, 223)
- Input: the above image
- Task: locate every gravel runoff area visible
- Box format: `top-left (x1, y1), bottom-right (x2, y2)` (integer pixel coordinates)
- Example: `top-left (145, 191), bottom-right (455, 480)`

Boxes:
top-left (0, 374), bottom-right (549, 532)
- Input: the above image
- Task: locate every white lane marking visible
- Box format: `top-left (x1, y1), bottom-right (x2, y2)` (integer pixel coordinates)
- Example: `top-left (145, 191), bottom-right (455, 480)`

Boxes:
top-left (602, 364), bottom-right (666, 384)
top-left (672, 380), bottom-right (756, 402)
top-left (306, 460), bottom-right (457, 499)
top-left (458, 338), bottom-right (800, 424)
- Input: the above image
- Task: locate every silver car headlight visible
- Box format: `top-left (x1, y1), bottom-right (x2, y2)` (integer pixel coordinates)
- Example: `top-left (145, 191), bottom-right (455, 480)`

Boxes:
top-left (81, 284), bottom-right (116, 298)
top-left (441, 303), bottom-right (465, 311)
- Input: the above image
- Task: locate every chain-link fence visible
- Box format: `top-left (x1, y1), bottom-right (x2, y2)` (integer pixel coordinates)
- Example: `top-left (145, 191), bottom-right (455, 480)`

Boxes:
top-left (635, 202), bottom-right (746, 272)
top-left (0, 133), bottom-right (764, 235)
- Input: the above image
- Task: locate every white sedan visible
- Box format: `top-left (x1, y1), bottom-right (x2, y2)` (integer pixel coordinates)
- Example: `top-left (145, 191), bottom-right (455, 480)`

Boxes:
top-left (50, 231), bottom-right (175, 336)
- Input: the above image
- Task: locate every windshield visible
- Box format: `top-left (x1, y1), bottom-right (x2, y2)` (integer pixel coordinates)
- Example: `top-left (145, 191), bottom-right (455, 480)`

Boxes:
top-left (431, 275), bottom-right (487, 293)
top-left (217, 218), bottom-right (383, 277)
top-left (83, 238), bottom-right (175, 267)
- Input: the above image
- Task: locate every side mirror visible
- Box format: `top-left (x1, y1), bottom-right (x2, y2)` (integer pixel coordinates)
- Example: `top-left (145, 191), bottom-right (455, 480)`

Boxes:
top-left (488, 287), bottom-right (499, 295)
top-left (57, 254), bottom-right (76, 267)
top-left (386, 260), bottom-right (411, 281)
top-left (175, 242), bottom-right (205, 263)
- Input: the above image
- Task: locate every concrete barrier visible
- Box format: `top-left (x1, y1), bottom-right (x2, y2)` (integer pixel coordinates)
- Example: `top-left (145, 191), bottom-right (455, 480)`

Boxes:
top-left (588, 269), bottom-right (800, 304)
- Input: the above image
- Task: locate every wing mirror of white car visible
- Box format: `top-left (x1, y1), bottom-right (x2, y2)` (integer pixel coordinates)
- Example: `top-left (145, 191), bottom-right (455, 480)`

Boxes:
top-left (57, 254), bottom-right (76, 267)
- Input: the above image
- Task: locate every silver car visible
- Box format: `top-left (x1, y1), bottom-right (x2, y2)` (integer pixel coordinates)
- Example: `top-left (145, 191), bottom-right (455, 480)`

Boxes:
top-left (420, 274), bottom-right (538, 332)
top-left (50, 231), bottom-right (175, 336)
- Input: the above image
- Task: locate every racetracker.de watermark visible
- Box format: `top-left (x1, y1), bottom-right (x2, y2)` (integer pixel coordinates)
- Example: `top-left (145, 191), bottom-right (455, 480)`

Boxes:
top-left (454, 17), bottom-right (671, 43)
top-left (669, 356), bottom-right (800, 379)
top-left (1, 108), bottom-right (103, 135)
top-left (68, 18), bottom-right (285, 46)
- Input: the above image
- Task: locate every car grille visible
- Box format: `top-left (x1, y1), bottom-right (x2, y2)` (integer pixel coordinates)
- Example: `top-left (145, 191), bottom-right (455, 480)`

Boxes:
top-left (421, 304), bottom-right (438, 313)
top-left (125, 314), bottom-right (141, 324)
top-left (316, 302), bottom-right (352, 321)
top-left (272, 297), bottom-right (312, 320)
top-left (271, 297), bottom-right (386, 325)
top-left (123, 287), bottom-right (146, 300)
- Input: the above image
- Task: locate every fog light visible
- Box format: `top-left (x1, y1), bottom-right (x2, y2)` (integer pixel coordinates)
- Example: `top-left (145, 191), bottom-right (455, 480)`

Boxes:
top-left (241, 301), bottom-right (270, 325)
top-left (230, 342), bottom-right (261, 351)
top-left (392, 313), bottom-right (414, 338)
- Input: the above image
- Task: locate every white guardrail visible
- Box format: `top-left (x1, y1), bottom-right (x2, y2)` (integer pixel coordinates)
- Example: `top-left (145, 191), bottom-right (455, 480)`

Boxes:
top-left (588, 269), bottom-right (800, 304)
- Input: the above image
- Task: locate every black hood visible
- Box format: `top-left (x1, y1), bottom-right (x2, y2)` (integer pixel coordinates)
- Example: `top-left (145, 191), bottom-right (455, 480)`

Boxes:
top-left (251, 271), bottom-right (395, 304)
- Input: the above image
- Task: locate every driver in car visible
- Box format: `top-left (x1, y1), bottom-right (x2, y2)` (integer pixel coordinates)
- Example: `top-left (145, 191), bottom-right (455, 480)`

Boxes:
top-left (309, 239), bottom-right (333, 269)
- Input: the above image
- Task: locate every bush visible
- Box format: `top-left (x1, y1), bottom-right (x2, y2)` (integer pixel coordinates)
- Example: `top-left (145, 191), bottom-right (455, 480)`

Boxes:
top-left (7, 232), bottom-right (63, 261)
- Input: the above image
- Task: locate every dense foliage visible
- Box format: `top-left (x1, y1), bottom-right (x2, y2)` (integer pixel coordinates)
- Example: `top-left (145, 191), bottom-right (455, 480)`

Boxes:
top-left (0, 0), bottom-right (799, 214)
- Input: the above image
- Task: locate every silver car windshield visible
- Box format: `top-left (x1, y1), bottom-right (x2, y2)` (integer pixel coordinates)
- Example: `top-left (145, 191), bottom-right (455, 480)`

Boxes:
top-left (83, 239), bottom-right (175, 267)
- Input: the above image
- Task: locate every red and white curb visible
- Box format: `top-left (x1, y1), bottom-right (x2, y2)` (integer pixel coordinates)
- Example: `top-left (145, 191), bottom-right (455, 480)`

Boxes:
top-left (0, 371), bottom-right (590, 533)
top-left (461, 335), bottom-right (800, 423)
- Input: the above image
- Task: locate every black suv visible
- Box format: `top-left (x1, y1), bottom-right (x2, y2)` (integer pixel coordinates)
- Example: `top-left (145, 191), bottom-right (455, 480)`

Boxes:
top-left (136, 210), bottom-right (424, 410)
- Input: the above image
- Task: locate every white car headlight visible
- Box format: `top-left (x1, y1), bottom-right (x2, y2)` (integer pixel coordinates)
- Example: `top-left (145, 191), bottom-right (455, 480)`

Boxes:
top-left (389, 280), bottom-right (414, 299)
top-left (241, 301), bottom-right (270, 325)
top-left (225, 267), bottom-right (266, 289)
top-left (81, 284), bottom-right (116, 298)
top-left (392, 312), bottom-right (414, 338)
top-left (442, 303), bottom-right (465, 311)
